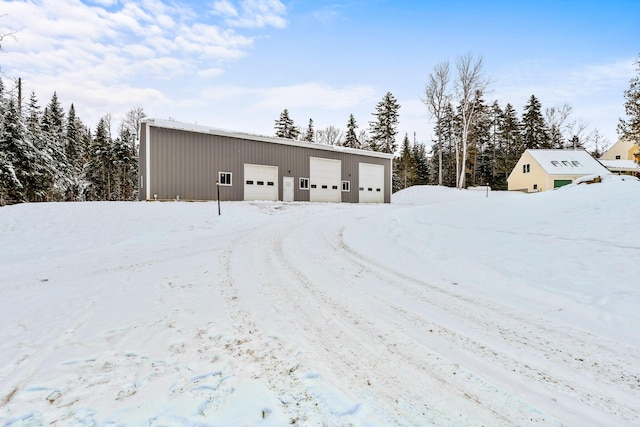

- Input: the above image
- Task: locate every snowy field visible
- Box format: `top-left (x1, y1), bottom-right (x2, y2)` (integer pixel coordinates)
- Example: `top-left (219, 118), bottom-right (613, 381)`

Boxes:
top-left (1, 176), bottom-right (639, 426)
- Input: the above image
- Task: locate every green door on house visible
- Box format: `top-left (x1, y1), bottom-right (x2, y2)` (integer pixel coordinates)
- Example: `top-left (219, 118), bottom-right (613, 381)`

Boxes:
top-left (553, 179), bottom-right (572, 188)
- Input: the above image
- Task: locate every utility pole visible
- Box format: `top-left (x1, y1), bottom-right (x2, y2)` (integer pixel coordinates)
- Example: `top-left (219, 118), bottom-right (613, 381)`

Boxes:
top-left (17, 78), bottom-right (22, 114)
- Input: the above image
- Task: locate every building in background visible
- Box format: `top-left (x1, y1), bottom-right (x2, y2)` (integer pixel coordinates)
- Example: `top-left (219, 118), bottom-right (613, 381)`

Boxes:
top-left (507, 149), bottom-right (611, 193)
top-left (598, 138), bottom-right (640, 176)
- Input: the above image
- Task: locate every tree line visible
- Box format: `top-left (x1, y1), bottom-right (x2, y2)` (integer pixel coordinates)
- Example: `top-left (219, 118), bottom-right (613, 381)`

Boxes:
top-left (275, 53), bottom-right (640, 192)
top-left (2, 52), bottom-right (638, 203)
top-left (0, 77), bottom-right (145, 203)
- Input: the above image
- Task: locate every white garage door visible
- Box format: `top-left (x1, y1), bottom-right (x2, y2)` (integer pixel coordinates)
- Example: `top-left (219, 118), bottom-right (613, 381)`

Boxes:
top-left (310, 157), bottom-right (341, 203)
top-left (244, 164), bottom-right (278, 201)
top-left (359, 162), bottom-right (384, 203)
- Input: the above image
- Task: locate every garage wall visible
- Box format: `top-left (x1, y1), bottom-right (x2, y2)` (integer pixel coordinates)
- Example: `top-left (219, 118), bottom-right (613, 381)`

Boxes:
top-left (140, 123), bottom-right (392, 203)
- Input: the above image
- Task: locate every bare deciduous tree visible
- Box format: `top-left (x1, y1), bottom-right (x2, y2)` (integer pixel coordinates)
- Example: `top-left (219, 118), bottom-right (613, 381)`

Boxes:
top-left (315, 125), bottom-right (343, 146)
top-left (454, 53), bottom-right (489, 188)
top-left (422, 61), bottom-right (450, 186)
top-left (545, 104), bottom-right (573, 148)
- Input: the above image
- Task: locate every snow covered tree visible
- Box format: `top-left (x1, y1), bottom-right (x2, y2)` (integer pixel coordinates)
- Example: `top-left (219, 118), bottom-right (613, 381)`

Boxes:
top-left (303, 118), bottom-right (314, 142)
top-left (65, 104), bottom-right (84, 169)
top-left (274, 109), bottom-right (300, 140)
top-left (40, 92), bottom-right (69, 200)
top-left (618, 53), bottom-right (640, 153)
top-left (86, 117), bottom-right (111, 201)
top-left (343, 114), bottom-right (359, 149)
top-left (110, 125), bottom-right (139, 200)
top-left (522, 95), bottom-right (549, 149)
top-left (0, 98), bottom-right (46, 202)
top-left (369, 92), bottom-right (400, 154)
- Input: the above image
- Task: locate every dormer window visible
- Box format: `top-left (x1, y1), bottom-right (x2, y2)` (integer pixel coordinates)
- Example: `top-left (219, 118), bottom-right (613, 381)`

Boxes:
top-left (562, 161), bottom-right (571, 167)
top-left (571, 161), bottom-right (582, 167)
top-left (551, 161), bottom-right (560, 167)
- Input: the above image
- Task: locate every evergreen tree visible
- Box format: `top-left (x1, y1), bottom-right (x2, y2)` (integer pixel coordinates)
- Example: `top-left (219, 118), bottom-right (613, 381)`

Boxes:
top-left (412, 137), bottom-right (430, 186)
top-left (303, 118), bottom-right (314, 142)
top-left (86, 117), bottom-right (111, 200)
top-left (41, 92), bottom-right (69, 200)
top-left (343, 114), bottom-right (359, 148)
top-left (618, 53), bottom-right (640, 149)
top-left (468, 95), bottom-right (491, 187)
top-left (497, 103), bottom-right (523, 189)
top-left (521, 95), bottom-right (549, 149)
top-left (274, 109), bottom-right (300, 140)
top-left (110, 125), bottom-right (139, 200)
top-left (369, 92), bottom-right (400, 154)
top-left (393, 133), bottom-right (416, 192)
top-left (65, 104), bottom-right (83, 169)
top-left (64, 104), bottom-right (90, 200)
top-left (0, 98), bottom-right (45, 201)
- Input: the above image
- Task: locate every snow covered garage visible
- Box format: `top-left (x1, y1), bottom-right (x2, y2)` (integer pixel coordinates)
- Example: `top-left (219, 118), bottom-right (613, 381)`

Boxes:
top-left (138, 119), bottom-right (393, 203)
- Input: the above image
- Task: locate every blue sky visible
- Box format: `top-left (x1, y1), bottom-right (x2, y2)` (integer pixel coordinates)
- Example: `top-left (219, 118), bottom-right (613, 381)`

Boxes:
top-left (1, 0), bottom-right (638, 150)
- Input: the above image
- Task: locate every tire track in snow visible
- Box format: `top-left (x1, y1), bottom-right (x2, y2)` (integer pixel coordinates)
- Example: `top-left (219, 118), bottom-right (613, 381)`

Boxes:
top-left (328, 223), bottom-right (640, 425)
top-left (216, 224), bottom-right (331, 425)
top-left (234, 208), bottom-right (548, 426)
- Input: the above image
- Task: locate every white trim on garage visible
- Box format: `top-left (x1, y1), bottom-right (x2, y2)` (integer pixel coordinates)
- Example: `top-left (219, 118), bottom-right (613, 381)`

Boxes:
top-left (244, 164), bottom-right (278, 201)
top-left (358, 162), bottom-right (384, 203)
top-left (310, 157), bottom-right (341, 203)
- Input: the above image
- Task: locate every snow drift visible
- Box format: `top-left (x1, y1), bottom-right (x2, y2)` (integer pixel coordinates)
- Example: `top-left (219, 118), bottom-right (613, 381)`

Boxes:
top-left (1, 176), bottom-right (638, 426)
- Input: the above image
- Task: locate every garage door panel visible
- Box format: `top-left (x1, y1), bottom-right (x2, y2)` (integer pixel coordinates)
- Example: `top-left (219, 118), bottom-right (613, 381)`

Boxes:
top-left (310, 157), bottom-right (341, 202)
top-left (359, 163), bottom-right (384, 203)
top-left (244, 164), bottom-right (278, 201)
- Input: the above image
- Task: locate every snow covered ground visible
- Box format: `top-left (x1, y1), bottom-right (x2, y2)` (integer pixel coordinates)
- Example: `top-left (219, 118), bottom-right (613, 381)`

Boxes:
top-left (1, 175), bottom-right (639, 426)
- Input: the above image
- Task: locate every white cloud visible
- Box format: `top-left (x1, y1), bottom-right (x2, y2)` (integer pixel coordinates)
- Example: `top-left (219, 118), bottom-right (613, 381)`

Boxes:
top-left (0, 0), bottom-right (289, 130)
top-left (212, 0), bottom-right (239, 18)
top-left (213, 0), bottom-right (287, 29)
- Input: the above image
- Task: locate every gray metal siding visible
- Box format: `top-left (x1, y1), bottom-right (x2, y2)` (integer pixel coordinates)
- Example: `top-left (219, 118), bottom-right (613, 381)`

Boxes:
top-left (143, 125), bottom-right (392, 203)
top-left (138, 125), bottom-right (147, 200)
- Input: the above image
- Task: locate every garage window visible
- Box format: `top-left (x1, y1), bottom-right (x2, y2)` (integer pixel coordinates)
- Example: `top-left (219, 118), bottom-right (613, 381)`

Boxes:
top-left (342, 181), bottom-right (350, 192)
top-left (219, 172), bottom-right (232, 186)
top-left (300, 178), bottom-right (309, 190)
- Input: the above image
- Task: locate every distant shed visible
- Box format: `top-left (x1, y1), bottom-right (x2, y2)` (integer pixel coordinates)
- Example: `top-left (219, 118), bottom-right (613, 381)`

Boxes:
top-left (138, 119), bottom-right (394, 203)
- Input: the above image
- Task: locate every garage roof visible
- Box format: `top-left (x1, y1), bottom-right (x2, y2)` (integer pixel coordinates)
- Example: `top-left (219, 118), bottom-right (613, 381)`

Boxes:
top-left (143, 118), bottom-right (395, 160)
top-left (527, 149), bottom-right (610, 176)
